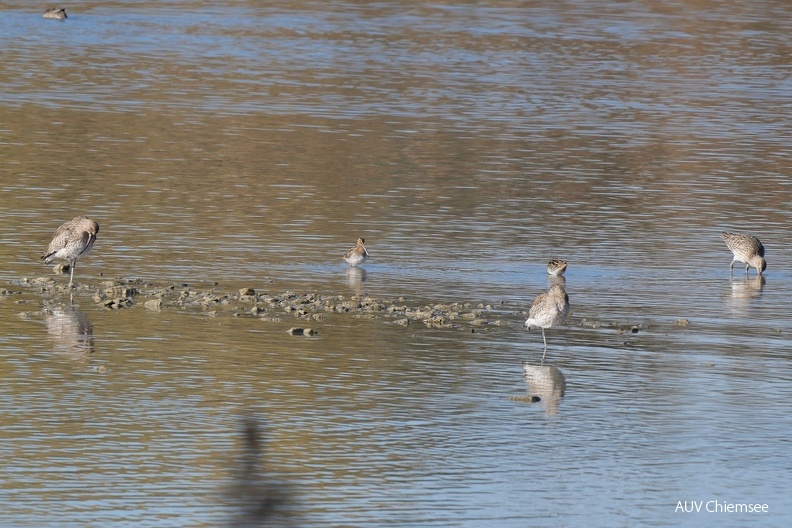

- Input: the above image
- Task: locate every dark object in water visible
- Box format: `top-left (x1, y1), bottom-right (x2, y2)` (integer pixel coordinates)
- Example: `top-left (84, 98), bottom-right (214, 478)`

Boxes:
top-left (225, 417), bottom-right (299, 527)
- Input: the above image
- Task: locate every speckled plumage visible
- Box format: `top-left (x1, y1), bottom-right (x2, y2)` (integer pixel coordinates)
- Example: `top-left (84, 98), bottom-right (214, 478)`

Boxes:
top-left (42, 216), bottom-right (99, 285)
top-left (43, 8), bottom-right (67, 20)
top-left (525, 284), bottom-right (570, 361)
top-left (546, 259), bottom-right (567, 276)
top-left (343, 238), bottom-right (369, 267)
top-left (721, 231), bottom-right (766, 275)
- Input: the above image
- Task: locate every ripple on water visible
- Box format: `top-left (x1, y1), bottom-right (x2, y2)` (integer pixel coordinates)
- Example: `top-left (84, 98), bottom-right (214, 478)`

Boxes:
top-left (2, 0), bottom-right (792, 526)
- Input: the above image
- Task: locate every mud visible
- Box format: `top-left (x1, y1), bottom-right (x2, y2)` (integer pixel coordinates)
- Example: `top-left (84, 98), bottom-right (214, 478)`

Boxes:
top-left (12, 276), bottom-right (662, 337)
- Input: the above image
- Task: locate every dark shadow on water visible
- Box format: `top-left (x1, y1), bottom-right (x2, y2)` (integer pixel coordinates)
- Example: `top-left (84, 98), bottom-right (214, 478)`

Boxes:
top-left (224, 417), bottom-right (300, 528)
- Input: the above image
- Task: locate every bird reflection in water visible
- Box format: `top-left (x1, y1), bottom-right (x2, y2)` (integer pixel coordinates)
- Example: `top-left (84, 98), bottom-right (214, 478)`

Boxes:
top-left (515, 363), bottom-right (567, 416)
top-left (726, 275), bottom-right (766, 313)
top-left (45, 305), bottom-right (94, 359)
top-left (345, 266), bottom-right (367, 295)
top-left (224, 417), bottom-right (298, 528)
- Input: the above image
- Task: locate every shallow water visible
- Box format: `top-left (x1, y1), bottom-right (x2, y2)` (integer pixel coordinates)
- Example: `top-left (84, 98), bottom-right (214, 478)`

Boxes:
top-left (1, 1), bottom-right (791, 526)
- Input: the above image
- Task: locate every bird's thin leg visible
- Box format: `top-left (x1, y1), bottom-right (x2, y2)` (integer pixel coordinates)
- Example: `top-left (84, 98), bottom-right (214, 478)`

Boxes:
top-left (540, 329), bottom-right (548, 365)
top-left (68, 261), bottom-right (76, 286)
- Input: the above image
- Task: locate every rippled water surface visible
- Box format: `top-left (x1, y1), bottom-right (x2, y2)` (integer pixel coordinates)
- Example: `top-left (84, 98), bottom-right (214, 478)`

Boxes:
top-left (1, 1), bottom-right (791, 526)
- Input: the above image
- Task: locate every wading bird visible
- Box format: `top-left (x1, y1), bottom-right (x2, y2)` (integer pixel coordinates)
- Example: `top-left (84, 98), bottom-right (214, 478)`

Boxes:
top-left (721, 231), bottom-right (766, 276)
top-left (42, 216), bottom-right (99, 286)
top-left (525, 284), bottom-right (570, 362)
top-left (343, 238), bottom-right (369, 267)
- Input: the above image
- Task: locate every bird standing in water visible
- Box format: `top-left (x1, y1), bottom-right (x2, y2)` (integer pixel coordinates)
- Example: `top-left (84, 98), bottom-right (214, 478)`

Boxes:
top-left (343, 238), bottom-right (369, 267)
top-left (525, 284), bottom-right (570, 362)
top-left (42, 216), bottom-right (99, 286)
top-left (721, 232), bottom-right (766, 276)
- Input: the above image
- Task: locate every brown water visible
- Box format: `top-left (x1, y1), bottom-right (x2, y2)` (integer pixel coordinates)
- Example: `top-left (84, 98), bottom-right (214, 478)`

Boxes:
top-left (1, 1), bottom-right (791, 526)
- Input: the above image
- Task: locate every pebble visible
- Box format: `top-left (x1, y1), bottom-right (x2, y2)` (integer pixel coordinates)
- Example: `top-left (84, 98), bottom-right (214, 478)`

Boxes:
top-left (102, 298), bottom-right (133, 309)
top-left (145, 299), bottom-right (163, 311)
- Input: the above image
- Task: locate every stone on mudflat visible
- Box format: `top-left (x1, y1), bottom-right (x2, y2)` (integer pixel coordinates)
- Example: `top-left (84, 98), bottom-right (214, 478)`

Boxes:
top-left (145, 299), bottom-right (163, 311)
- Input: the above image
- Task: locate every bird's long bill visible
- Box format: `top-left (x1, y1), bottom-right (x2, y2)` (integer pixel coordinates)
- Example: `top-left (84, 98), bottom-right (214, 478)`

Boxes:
top-left (79, 233), bottom-right (96, 257)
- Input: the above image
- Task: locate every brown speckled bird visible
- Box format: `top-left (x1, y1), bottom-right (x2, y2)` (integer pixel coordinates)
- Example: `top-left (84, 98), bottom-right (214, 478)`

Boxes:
top-left (525, 284), bottom-right (570, 362)
top-left (721, 232), bottom-right (765, 276)
top-left (42, 216), bottom-right (99, 286)
top-left (343, 238), bottom-right (369, 267)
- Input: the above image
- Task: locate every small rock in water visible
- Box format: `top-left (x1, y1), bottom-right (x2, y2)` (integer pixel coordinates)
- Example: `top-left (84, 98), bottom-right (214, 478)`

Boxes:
top-left (102, 298), bottom-right (133, 309)
top-left (239, 287), bottom-right (256, 296)
top-left (288, 327), bottom-right (304, 335)
top-left (674, 318), bottom-right (690, 327)
top-left (145, 299), bottom-right (163, 311)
